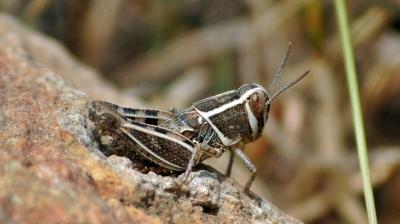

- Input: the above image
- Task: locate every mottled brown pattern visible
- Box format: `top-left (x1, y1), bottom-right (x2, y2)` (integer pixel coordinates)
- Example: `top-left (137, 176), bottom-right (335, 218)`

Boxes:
top-left (124, 127), bottom-right (191, 170)
top-left (208, 103), bottom-right (252, 141)
top-left (89, 102), bottom-right (192, 171)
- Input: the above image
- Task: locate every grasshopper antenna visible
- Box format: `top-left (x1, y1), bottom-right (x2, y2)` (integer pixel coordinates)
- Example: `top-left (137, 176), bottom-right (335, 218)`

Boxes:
top-left (268, 42), bottom-right (292, 95)
top-left (266, 42), bottom-right (309, 105)
top-left (266, 70), bottom-right (309, 105)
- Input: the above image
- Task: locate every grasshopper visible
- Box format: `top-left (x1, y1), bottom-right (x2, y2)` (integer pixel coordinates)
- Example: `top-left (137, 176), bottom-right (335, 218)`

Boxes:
top-left (89, 44), bottom-right (308, 193)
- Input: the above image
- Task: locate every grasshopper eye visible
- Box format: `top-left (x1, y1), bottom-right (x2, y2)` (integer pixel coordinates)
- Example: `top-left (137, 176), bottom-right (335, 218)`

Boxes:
top-left (249, 92), bottom-right (266, 117)
top-left (251, 93), bottom-right (258, 102)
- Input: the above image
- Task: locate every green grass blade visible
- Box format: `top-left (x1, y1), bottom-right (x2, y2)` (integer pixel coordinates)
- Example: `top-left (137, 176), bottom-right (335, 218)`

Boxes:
top-left (334, 1), bottom-right (378, 224)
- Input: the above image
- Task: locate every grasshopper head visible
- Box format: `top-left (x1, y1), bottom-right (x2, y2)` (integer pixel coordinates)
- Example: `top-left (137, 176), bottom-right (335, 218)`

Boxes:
top-left (239, 42), bottom-right (309, 142)
top-left (236, 84), bottom-right (270, 141)
top-left (239, 71), bottom-right (308, 142)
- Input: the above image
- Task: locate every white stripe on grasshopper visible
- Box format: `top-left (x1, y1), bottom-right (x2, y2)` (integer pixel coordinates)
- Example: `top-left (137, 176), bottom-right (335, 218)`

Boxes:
top-left (120, 127), bottom-right (184, 171)
top-left (199, 87), bottom-right (264, 118)
top-left (245, 101), bottom-right (258, 137)
top-left (122, 122), bottom-right (194, 153)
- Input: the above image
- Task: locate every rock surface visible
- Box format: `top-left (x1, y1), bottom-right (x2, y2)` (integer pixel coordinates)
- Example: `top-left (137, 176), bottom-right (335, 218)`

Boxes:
top-left (0, 14), bottom-right (301, 224)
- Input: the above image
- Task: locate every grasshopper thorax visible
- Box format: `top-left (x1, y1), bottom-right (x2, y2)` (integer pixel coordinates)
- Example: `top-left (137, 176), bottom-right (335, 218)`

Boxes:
top-left (192, 83), bottom-right (270, 146)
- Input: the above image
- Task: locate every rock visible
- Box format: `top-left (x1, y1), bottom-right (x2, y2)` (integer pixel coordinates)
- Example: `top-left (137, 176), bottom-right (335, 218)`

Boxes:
top-left (0, 13), bottom-right (301, 224)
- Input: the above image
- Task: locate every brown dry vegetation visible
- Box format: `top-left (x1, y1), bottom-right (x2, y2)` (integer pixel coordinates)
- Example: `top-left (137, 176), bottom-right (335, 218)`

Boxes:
top-left (1, 0), bottom-right (400, 223)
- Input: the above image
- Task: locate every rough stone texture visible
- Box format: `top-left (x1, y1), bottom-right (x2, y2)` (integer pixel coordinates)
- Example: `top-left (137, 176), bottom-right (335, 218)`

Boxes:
top-left (0, 14), bottom-right (301, 224)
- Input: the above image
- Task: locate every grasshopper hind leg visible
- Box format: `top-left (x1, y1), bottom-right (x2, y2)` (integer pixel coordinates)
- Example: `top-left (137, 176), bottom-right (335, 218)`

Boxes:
top-left (180, 142), bottom-right (202, 183)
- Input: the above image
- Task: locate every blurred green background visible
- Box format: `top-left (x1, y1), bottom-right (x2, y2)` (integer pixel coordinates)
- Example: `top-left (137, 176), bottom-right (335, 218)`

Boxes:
top-left (2, 0), bottom-right (399, 223)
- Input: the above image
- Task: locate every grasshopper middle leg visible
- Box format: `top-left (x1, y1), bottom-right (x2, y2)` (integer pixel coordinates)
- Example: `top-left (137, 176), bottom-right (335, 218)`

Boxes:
top-left (233, 148), bottom-right (257, 193)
